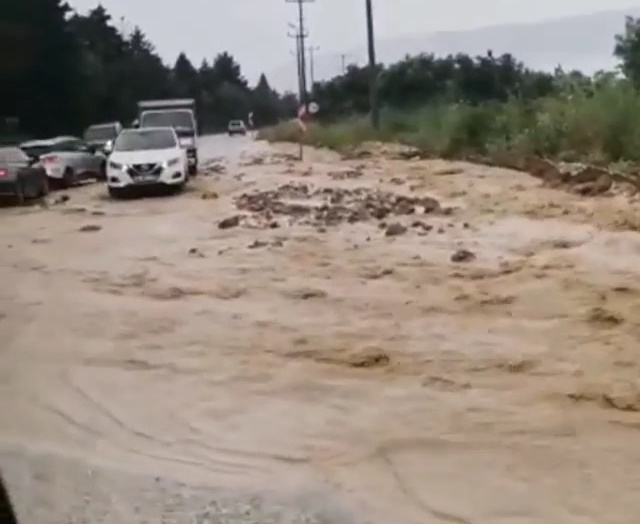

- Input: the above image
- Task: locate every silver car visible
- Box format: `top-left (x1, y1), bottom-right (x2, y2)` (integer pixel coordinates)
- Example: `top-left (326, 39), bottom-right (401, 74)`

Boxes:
top-left (20, 136), bottom-right (106, 188)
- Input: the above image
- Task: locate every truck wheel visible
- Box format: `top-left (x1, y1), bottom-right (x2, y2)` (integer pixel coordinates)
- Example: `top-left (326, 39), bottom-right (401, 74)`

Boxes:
top-left (188, 165), bottom-right (197, 177)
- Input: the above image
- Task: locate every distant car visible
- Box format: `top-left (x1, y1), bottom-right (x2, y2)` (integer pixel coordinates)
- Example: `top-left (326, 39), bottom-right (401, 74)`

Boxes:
top-left (20, 136), bottom-right (105, 187)
top-left (83, 122), bottom-right (122, 155)
top-left (227, 120), bottom-right (247, 136)
top-left (0, 146), bottom-right (49, 203)
top-left (106, 126), bottom-right (188, 199)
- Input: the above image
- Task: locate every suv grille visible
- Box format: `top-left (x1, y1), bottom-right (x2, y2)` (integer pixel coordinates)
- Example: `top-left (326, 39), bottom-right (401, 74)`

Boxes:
top-left (127, 163), bottom-right (162, 179)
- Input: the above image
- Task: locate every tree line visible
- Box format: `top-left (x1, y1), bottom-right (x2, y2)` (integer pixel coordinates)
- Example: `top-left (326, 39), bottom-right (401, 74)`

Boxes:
top-left (2, 0), bottom-right (298, 139)
top-left (5, 2), bottom-right (640, 141)
top-left (310, 51), bottom-right (557, 121)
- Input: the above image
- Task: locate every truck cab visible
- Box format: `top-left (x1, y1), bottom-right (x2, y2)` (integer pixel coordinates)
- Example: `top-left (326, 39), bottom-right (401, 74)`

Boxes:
top-left (137, 99), bottom-right (198, 175)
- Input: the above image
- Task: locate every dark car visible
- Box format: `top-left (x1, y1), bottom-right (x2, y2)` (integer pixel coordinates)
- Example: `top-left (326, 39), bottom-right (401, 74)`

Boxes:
top-left (0, 146), bottom-right (49, 203)
top-left (83, 122), bottom-right (122, 154)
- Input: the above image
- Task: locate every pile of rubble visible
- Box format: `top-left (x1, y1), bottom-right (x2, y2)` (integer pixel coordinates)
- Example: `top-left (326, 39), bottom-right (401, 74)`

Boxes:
top-left (327, 165), bottom-right (365, 180)
top-left (199, 157), bottom-right (227, 176)
top-left (239, 152), bottom-right (300, 167)
top-left (334, 142), bottom-right (640, 197)
top-left (341, 142), bottom-right (427, 161)
top-left (473, 153), bottom-right (637, 198)
top-left (524, 157), bottom-right (616, 196)
top-left (228, 182), bottom-right (447, 229)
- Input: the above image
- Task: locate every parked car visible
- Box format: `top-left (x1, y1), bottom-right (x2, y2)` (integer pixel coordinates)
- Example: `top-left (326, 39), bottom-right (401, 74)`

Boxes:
top-left (83, 121), bottom-right (122, 154)
top-left (227, 119), bottom-right (247, 136)
top-left (20, 136), bottom-right (106, 187)
top-left (0, 146), bottom-right (49, 203)
top-left (106, 126), bottom-right (188, 199)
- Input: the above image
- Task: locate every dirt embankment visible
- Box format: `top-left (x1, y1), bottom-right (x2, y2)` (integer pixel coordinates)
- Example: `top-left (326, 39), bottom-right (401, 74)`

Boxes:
top-left (2, 137), bottom-right (640, 524)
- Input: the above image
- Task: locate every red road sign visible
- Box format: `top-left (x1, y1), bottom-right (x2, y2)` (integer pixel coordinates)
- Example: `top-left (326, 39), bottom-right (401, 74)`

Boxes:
top-left (297, 105), bottom-right (308, 131)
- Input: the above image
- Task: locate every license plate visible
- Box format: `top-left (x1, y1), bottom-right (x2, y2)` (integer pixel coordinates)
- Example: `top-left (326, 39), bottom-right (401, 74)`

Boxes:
top-left (136, 174), bottom-right (156, 183)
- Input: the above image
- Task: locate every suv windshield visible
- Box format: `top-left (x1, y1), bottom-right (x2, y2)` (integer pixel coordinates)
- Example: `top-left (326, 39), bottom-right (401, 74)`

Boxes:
top-left (85, 125), bottom-right (117, 142)
top-left (140, 110), bottom-right (193, 130)
top-left (0, 147), bottom-right (28, 164)
top-left (114, 129), bottom-right (176, 151)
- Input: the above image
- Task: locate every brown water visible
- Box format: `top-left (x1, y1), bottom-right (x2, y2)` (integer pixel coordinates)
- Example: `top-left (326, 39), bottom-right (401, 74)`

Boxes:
top-left (2, 136), bottom-right (640, 524)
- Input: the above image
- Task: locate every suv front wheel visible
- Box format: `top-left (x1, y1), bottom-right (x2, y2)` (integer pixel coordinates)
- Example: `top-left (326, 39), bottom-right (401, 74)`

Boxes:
top-left (108, 186), bottom-right (130, 199)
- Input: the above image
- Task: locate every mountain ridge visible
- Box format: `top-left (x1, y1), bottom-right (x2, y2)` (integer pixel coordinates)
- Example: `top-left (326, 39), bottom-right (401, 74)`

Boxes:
top-left (267, 6), bottom-right (640, 92)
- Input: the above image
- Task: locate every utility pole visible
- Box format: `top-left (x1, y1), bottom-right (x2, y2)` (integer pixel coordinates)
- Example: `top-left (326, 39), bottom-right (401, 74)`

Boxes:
top-left (287, 23), bottom-right (305, 104)
top-left (307, 45), bottom-right (320, 88)
top-left (287, 21), bottom-right (306, 161)
top-left (286, 0), bottom-right (314, 109)
top-left (118, 16), bottom-right (132, 38)
top-left (289, 43), bottom-right (302, 103)
top-left (340, 53), bottom-right (347, 74)
top-left (365, 0), bottom-right (380, 128)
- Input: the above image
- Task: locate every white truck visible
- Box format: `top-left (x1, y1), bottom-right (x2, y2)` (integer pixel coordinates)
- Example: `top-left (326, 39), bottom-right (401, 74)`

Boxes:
top-left (137, 99), bottom-right (199, 176)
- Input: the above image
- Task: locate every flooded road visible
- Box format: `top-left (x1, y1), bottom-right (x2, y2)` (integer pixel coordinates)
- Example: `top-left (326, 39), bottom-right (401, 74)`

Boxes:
top-left (2, 134), bottom-right (640, 523)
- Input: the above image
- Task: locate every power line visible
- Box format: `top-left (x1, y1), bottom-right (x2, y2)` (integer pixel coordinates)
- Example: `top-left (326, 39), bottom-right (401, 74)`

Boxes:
top-left (340, 53), bottom-right (347, 75)
top-left (365, 0), bottom-right (380, 128)
top-left (307, 45), bottom-right (320, 87)
top-left (286, 0), bottom-right (314, 108)
top-left (287, 22), bottom-right (306, 104)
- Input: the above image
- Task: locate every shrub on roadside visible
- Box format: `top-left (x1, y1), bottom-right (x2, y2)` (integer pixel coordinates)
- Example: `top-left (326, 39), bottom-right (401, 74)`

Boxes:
top-left (258, 80), bottom-right (640, 166)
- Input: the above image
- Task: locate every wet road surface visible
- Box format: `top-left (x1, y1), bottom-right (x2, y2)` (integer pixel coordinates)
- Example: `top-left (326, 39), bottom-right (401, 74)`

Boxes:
top-left (2, 134), bottom-right (640, 523)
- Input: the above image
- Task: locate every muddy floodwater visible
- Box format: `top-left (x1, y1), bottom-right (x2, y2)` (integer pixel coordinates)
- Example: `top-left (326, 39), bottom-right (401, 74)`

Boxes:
top-left (2, 135), bottom-right (640, 524)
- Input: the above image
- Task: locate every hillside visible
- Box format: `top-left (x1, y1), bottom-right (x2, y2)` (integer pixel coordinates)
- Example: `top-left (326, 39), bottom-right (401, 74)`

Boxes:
top-left (268, 7), bottom-right (640, 92)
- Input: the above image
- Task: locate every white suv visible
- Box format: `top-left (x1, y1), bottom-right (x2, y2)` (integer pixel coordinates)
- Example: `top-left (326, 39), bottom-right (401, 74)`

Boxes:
top-left (106, 127), bottom-right (188, 198)
top-left (227, 120), bottom-right (247, 136)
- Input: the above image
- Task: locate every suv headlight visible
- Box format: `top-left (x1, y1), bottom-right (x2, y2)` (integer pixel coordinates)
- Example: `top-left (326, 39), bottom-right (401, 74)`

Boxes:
top-left (165, 157), bottom-right (181, 167)
top-left (108, 160), bottom-right (125, 170)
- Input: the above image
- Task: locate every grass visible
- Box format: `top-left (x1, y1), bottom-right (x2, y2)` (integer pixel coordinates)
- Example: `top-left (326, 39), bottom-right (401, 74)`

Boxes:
top-left (258, 80), bottom-right (640, 167)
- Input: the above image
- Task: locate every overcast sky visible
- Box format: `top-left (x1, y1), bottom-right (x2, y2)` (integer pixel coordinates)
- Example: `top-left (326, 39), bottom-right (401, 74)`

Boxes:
top-left (68, 0), bottom-right (640, 85)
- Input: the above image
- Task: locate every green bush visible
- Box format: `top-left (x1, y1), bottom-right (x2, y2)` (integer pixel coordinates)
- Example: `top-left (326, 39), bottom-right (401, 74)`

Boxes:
top-left (259, 80), bottom-right (640, 166)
